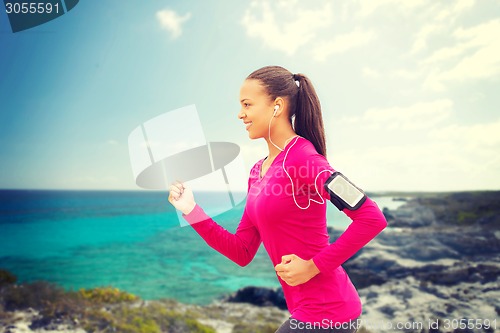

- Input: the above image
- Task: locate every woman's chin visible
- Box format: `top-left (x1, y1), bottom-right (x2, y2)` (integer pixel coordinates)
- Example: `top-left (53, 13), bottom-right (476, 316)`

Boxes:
top-left (247, 131), bottom-right (262, 140)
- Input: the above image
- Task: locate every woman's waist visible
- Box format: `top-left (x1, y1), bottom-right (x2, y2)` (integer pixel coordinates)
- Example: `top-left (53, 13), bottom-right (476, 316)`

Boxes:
top-left (282, 276), bottom-right (361, 324)
top-left (281, 266), bottom-right (359, 303)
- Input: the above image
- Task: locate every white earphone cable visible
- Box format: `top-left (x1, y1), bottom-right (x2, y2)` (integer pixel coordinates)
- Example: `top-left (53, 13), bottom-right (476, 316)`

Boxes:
top-left (268, 107), bottom-right (284, 152)
top-left (282, 137), bottom-right (331, 210)
top-left (267, 107), bottom-right (331, 209)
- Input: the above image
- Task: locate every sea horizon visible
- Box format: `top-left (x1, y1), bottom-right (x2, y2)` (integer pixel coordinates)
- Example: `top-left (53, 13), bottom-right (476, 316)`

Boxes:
top-left (0, 189), bottom-right (420, 304)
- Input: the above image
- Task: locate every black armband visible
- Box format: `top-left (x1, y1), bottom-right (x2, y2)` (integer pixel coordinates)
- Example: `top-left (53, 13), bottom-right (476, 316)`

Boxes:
top-left (324, 172), bottom-right (367, 210)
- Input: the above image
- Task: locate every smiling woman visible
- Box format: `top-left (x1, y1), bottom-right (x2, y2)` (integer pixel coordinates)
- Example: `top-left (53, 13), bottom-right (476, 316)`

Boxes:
top-left (168, 65), bottom-right (387, 333)
top-left (238, 78), bottom-right (298, 167)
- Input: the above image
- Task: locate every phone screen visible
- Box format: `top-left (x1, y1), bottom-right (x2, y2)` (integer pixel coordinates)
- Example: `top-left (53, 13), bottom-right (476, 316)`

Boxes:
top-left (327, 175), bottom-right (365, 208)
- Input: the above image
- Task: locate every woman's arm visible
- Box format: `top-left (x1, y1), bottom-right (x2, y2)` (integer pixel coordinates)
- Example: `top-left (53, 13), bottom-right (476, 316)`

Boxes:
top-left (312, 197), bottom-right (387, 274)
top-left (183, 204), bottom-right (262, 267)
top-left (303, 155), bottom-right (387, 274)
top-left (169, 182), bottom-right (261, 267)
top-left (276, 172), bottom-right (387, 283)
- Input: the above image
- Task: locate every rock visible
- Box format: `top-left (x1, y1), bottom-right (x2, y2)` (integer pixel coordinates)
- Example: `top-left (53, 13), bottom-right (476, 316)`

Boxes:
top-left (377, 304), bottom-right (396, 316)
top-left (365, 291), bottom-right (378, 300)
top-left (392, 287), bottom-right (413, 300)
top-left (385, 202), bottom-right (436, 228)
top-left (224, 286), bottom-right (287, 310)
top-left (382, 207), bottom-right (394, 221)
top-left (444, 302), bottom-right (457, 314)
top-left (343, 267), bottom-right (387, 289)
top-left (416, 191), bottom-right (500, 227)
top-left (0, 270), bottom-right (17, 288)
top-left (29, 316), bottom-right (52, 330)
top-left (437, 230), bottom-right (500, 257)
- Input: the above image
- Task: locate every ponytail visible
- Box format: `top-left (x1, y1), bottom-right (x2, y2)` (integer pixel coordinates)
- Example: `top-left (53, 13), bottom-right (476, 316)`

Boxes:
top-left (293, 73), bottom-right (326, 157)
top-left (247, 66), bottom-right (327, 157)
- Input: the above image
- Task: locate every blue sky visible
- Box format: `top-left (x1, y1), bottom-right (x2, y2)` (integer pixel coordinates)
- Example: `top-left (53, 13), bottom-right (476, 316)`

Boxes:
top-left (1, 0), bottom-right (499, 191)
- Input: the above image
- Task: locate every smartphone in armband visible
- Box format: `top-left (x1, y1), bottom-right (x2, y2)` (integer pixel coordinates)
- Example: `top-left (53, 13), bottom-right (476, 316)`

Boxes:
top-left (324, 172), bottom-right (367, 210)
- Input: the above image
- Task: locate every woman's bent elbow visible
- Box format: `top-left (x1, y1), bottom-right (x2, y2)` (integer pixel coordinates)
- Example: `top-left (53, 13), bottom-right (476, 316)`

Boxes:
top-left (377, 215), bottom-right (388, 232)
top-left (235, 258), bottom-right (252, 267)
top-left (231, 253), bottom-right (254, 267)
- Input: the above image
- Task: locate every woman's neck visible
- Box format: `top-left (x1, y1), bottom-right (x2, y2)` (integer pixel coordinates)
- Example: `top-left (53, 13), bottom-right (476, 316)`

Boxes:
top-left (265, 127), bottom-right (297, 160)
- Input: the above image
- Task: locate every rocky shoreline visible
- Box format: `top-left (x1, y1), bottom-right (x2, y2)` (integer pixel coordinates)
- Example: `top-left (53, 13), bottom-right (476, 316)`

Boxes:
top-left (1, 191), bottom-right (499, 333)
top-left (345, 193), bottom-right (499, 333)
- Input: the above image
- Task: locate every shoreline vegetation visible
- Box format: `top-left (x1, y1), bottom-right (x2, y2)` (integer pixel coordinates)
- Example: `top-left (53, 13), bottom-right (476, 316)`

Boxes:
top-left (0, 273), bottom-right (288, 333)
top-left (1, 190), bottom-right (499, 333)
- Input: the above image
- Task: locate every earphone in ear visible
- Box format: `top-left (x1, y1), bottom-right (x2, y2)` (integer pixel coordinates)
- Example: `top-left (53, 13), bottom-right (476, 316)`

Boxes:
top-left (273, 105), bottom-right (279, 116)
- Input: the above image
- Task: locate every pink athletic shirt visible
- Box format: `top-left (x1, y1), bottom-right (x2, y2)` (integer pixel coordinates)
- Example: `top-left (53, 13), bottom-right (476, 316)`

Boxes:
top-left (183, 136), bottom-right (387, 324)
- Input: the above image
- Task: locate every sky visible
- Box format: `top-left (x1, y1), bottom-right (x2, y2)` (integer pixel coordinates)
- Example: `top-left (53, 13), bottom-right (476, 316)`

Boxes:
top-left (0, 0), bottom-right (499, 192)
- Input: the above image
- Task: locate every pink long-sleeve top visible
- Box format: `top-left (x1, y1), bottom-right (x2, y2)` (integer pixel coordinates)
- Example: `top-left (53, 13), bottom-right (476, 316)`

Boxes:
top-left (183, 136), bottom-right (387, 324)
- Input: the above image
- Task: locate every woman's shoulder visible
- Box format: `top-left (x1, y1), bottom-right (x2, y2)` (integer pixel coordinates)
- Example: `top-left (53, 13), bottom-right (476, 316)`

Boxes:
top-left (286, 136), bottom-right (321, 159)
top-left (284, 136), bottom-right (332, 171)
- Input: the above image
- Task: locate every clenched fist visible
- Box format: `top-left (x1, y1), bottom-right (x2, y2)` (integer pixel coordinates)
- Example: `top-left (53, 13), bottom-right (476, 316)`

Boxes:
top-left (275, 254), bottom-right (320, 286)
top-left (168, 182), bottom-right (196, 215)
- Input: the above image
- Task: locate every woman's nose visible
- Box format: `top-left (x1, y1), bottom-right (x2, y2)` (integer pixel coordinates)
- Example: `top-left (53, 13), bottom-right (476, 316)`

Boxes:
top-left (237, 109), bottom-right (246, 119)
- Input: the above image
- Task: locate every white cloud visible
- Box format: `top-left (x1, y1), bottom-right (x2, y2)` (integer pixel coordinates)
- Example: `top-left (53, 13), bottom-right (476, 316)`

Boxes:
top-left (342, 99), bottom-right (453, 131)
top-left (392, 69), bottom-right (421, 80)
top-left (420, 119), bottom-right (500, 185)
top-left (411, 23), bottom-right (446, 54)
top-left (423, 19), bottom-right (500, 91)
top-left (318, 1), bottom-right (493, 93)
top-left (156, 9), bottom-right (191, 39)
top-left (334, 137), bottom-right (500, 192)
top-left (357, 0), bottom-right (426, 17)
top-left (241, 0), bottom-right (333, 56)
top-left (333, 109), bottom-right (500, 191)
top-left (410, 1), bottom-right (475, 54)
top-left (312, 28), bottom-right (375, 62)
top-left (362, 67), bottom-right (380, 78)
top-left (429, 119), bottom-right (500, 149)
top-left (434, 0), bottom-right (475, 22)
top-left (421, 45), bottom-right (465, 64)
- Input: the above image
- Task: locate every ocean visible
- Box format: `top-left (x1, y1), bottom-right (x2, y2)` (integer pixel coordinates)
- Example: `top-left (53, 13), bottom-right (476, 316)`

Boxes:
top-left (0, 190), bottom-right (403, 305)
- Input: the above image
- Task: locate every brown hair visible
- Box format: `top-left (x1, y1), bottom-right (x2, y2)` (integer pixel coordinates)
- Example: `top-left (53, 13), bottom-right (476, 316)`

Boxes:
top-left (247, 66), bottom-right (326, 157)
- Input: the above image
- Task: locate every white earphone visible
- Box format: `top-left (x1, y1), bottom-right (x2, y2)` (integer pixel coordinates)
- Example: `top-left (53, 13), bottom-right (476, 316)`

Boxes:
top-left (269, 105), bottom-right (283, 151)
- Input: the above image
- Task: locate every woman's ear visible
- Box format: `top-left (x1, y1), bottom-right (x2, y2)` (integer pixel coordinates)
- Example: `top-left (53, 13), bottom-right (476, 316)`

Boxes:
top-left (273, 97), bottom-right (285, 117)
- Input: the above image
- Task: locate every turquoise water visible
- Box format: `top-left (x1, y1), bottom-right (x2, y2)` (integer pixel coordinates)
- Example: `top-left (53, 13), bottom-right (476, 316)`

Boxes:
top-left (0, 190), bottom-right (401, 305)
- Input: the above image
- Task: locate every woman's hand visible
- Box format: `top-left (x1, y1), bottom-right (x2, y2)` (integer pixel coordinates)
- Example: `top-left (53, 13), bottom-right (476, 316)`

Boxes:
top-left (168, 182), bottom-right (196, 215)
top-left (274, 254), bottom-right (320, 286)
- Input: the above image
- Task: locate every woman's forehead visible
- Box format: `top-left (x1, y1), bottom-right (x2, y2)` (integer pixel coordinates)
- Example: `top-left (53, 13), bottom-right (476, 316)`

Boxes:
top-left (240, 79), bottom-right (268, 100)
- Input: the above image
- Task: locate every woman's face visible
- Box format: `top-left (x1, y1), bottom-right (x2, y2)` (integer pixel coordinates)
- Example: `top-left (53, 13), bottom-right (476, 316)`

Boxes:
top-left (238, 79), bottom-right (274, 139)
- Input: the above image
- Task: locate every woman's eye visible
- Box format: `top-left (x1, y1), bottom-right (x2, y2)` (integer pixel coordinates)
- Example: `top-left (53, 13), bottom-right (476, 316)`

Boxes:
top-left (244, 103), bottom-right (250, 108)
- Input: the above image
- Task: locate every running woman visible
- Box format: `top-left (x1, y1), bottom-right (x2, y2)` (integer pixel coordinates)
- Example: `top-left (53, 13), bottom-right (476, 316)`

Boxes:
top-left (169, 66), bottom-right (387, 333)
